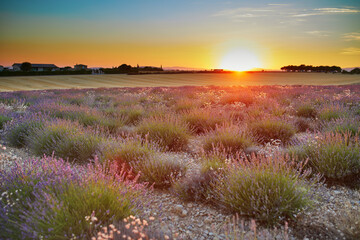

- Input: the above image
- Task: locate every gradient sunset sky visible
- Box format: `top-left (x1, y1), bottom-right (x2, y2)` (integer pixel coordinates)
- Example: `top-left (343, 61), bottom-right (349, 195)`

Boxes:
top-left (1, 0), bottom-right (359, 70)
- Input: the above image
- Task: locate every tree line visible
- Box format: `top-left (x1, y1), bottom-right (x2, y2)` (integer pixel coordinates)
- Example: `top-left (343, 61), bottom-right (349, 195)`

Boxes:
top-left (281, 64), bottom-right (342, 73)
top-left (342, 68), bottom-right (360, 74)
top-left (100, 64), bottom-right (163, 74)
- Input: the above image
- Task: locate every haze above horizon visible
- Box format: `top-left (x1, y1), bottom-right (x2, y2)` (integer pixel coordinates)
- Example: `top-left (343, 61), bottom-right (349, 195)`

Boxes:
top-left (0, 0), bottom-right (359, 70)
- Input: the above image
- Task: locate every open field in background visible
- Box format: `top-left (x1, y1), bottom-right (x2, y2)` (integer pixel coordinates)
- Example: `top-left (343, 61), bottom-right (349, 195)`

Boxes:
top-left (1, 72), bottom-right (360, 91)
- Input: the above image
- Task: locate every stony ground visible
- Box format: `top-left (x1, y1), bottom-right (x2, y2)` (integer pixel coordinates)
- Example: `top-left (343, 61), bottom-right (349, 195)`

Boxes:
top-left (1, 134), bottom-right (359, 240)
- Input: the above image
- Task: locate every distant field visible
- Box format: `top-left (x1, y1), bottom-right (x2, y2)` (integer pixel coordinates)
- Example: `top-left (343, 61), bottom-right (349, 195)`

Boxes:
top-left (0, 72), bottom-right (359, 91)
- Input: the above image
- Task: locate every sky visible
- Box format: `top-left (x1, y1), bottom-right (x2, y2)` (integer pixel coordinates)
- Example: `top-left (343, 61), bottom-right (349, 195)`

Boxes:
top-left (0, 0), bottom-right (359, 70)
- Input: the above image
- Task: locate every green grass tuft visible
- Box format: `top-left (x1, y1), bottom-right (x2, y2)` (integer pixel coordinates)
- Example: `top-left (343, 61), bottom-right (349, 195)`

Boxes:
top-left (212, 154), bottom-right (315, 225)
top-left (203, 129), bottom-right (253, 156)
top-left (295, 104), bottom-right (317, 118)
top-left (250, 120), bottom-right (295, 144)
top-left (182, 109), bottom-right (224, 134)
top-left (319, 105), bottom-right (343, 121)
top-left (294, 133), bottom-right (360, 182)
top-left (136, 117), bottom-right (190, 151)
top-left (133, 156), bottom-right (187, 188)
top-left (6, 120), bottom-right (43, 148)
top-left (0, 115), bottom-right (11, 129)
top-left (29, 121), bottom-right (101, 163)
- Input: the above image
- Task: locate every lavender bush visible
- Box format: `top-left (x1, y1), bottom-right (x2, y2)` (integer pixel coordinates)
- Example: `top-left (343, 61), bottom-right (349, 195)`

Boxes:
top-left (295, 104), bottom-right (317, 119)
top-left (250, 120), bottom-right (296, 144)
top-left (0, 156), bottom-right (146, 239)
top-left (203, 128), bottom-right (253, 156)
top-left (136, 116), bottom-right (190, 151)
top-left (132, 155), bottom-right (187, 188)
top-left (173, 154), bottom-right (227, 202)
top-left (28, 120), bottom-right (102, 163)
top-left (212, 154), bottom-right (317, 225)
top-left (0, 115), bottom-right (11, 129)
top-left (182, 109), bottom-right (224, 134)
top-left (5, 113), bottom-right (45, 148)
top-left (293, 132), bottom-right (360, 183)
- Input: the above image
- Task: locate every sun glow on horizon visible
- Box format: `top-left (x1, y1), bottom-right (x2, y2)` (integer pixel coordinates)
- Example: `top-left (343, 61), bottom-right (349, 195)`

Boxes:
top-left (219, 48), bottom-right (262, 71)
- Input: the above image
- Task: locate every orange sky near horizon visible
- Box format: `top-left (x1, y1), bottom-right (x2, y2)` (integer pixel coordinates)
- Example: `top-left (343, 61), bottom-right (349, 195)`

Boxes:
top-left (2, 39), bottom-right (359, 70)
top-left (0, 40), bottom-right (213, 69)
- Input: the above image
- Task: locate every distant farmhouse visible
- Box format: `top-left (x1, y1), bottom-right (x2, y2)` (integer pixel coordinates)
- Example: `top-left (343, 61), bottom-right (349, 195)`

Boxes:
top-left (74, 64), bottom-right (87, 70)
top-left (12, 63), bottom-right (59, 72)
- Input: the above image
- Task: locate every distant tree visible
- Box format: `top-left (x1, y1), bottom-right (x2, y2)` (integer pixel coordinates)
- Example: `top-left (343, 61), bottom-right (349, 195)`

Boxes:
top-left (141, 66), bottom-right (163, 71)
top-left (20, 62), bottom-right (32, 72)
top-left (281, 64), bottom-right (342, 73)
top-left (299, 64), bottom-right (306, 72)
top-left (331, 66), bottom-right (342, 73)
top-left (350, 68), bottom-right (360, 74)
top-left (62, 66), bottom-right (72, 71)
top-left (118, 64), bottom-right (132, 72)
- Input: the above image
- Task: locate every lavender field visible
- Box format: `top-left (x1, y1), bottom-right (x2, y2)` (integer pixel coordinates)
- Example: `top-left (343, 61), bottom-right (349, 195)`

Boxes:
top-left (1, 85), bottom-right (360, 239)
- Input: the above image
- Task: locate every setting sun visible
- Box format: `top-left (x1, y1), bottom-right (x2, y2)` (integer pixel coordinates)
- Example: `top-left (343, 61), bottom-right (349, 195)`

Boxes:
top-left (219, 49), bottom-right (262, 71)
